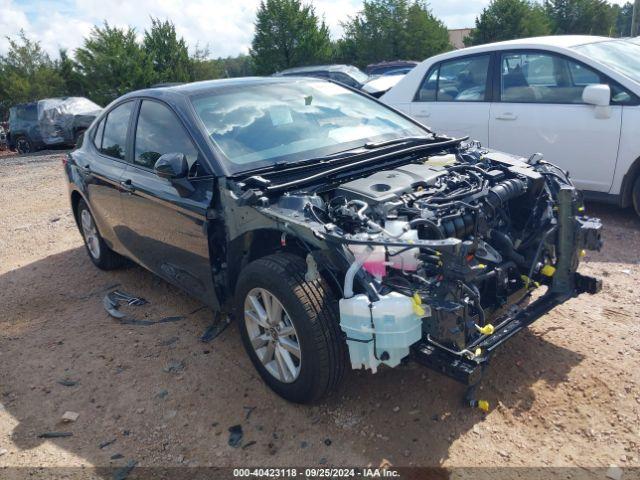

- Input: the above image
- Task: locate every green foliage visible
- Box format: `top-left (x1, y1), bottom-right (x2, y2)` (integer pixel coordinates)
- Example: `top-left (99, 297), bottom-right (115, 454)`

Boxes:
top-left (465, 0), bottom-right (551, 46)
top-left (544, 0), bottom-right (616, 36)
top-left (143, 18), bottom-right (191, 83)
top-left (0, 31), bottom-right (65, 118)
top-left (74, 22), bottom-right (155, 106)
top-left (250, 0), bottom-right (333, 75)
top-left (340, 0), bottom-right (451, 67)
top-left (612, 2), bottom-right (633, 37)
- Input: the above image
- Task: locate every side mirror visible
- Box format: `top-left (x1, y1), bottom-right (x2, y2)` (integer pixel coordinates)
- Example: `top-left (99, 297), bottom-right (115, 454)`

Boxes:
top-left (583, 84), bottom-right (611, 119)
top-left (154, 153), bottom-right (189, 180)
top-left (582, 84), bottom-right (610, 107)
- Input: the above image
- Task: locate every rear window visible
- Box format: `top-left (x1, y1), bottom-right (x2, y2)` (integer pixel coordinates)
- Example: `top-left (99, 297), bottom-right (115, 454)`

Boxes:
top-left (99, 102), bottom-right (134, 160)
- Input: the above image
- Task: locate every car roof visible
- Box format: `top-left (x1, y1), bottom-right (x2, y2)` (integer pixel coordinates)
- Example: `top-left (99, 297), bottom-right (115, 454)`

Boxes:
top-left (276, 64), bottom-right (359, 75)
top-left (433, 35), bottom-right (612, 60)
top-left (122, 76), bottom-right (316, 100)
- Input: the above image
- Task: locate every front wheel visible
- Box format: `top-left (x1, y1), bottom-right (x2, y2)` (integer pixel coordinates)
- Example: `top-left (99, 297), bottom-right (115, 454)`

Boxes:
top-left (15, 136), bottom-right (32, 155)
top-left (235, 254), bottom-right (347, 403)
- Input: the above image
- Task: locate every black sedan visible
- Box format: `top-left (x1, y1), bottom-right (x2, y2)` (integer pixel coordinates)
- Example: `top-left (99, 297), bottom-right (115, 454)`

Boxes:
top-left (65, 77), bottom-right (601, 404)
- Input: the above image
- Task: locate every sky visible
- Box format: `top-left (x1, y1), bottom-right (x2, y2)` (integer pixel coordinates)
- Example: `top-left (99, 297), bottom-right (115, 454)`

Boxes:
top-left (0, 0), bottom-right (631, 59)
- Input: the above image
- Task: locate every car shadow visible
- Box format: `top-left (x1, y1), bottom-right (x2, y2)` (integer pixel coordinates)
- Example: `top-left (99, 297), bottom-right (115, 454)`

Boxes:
top-left (0, 245), bottom-right (588, 471)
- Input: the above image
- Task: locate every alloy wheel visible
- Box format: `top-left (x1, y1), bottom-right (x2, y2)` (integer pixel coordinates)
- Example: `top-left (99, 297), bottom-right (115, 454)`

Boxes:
top-left (80, 209), bottom-right (101, 259)
top-left (244, 287), bottom-right (302, 383)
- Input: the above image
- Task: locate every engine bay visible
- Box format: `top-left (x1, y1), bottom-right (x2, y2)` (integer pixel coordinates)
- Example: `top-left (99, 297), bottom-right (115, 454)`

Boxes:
top-left (235, 140), bottom-right (603, 374)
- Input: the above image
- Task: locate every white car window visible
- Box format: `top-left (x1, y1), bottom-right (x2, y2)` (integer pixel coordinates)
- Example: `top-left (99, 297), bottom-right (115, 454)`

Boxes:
top-left (415, 55), bottom-right (490, 102)
top-left (501, 52), bottom-right (601, 104)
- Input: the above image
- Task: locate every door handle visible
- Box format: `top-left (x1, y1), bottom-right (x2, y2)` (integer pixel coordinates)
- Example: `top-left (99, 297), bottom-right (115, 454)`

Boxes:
top-left (414, 109), bottom-right (431, 117)
top-left (495, 112), bottom-right (517, 121)
top-left (120, 179), bottom-right (135, 193)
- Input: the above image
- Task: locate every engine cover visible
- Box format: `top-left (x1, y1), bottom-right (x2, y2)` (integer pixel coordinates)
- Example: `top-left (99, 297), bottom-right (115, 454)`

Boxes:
top-left (335, 163), bottom-right (446, 204)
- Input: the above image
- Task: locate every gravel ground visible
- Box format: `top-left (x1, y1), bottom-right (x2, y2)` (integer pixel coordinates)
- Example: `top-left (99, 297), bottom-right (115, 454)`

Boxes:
top-left (0, 152), bottom-right (639, 475)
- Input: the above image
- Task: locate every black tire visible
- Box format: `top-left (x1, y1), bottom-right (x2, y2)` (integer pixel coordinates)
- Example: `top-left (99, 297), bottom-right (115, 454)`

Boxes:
top-left (15, 136), bottom-right (32, 155)
top-left (76, 199), bottom-right (127, 270)
top-left (235, 253), bottom-right (347, 404)
top-left (632, 176), bottom-right (640, 217)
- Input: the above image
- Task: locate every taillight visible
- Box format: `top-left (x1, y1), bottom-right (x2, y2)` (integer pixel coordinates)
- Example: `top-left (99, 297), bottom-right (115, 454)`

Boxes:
top-left (62, 154), bottom-right (70, 166)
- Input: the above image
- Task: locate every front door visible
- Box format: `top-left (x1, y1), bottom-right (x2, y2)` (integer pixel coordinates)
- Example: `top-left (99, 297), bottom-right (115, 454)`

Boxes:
top-left (118, 99), bottom-right (218, 307)
top-left (489, 51), bottom-right (622, 192)
top-left (409, 53), bottom-right (492, 144)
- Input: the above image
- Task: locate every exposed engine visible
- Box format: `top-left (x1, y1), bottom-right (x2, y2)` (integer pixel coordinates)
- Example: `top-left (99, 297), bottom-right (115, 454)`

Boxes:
top-left (237, 141), bottom-right (603, 375)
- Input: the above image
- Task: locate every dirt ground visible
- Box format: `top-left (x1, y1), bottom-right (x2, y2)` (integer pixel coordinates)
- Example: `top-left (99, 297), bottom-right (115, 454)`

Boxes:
top-left (0, 152), bottom-right (639, 475)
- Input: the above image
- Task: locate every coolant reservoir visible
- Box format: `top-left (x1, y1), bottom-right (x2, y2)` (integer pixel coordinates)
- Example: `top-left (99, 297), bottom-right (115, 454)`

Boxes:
top-left (385, 220), bottom-right (420, 271)
top-left (339, 292), bottom-right (426, 373)
top-left (348, 245), bottom-right (386, 279)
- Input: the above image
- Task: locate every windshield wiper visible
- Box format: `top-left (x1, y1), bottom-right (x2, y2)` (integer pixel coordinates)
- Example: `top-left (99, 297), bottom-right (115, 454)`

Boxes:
top-left (364, 136), bottom-right (440, 149)
top-left (264, 136), bottom-right (468, 193)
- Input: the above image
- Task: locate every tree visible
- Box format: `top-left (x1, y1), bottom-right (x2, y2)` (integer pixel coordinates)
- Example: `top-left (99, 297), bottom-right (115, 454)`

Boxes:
top-left (544, 0), bottom-right (616, 36)
top-left (250, 0), bottom-right (333, 75)
top-left (404, 2), bottom-right (451, 60)
top-left (74, 22), bottom-right (154, 106)
top-left (58, 49), bottom-right (86, 96)
top-left (465, 0), bottom-right (550, 46)
top-left (143, 18), bottom-right (191, 84)
top-left (340, 0), bottom-right (450, 67)
top-left (633, 0), bottom-right (640, 36)
top-left (0, 31), bottom-right (65, 119)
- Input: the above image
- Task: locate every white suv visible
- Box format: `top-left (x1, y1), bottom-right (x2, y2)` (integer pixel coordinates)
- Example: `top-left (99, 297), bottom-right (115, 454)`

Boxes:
top-left (381, 35), bottom-right (640, 215)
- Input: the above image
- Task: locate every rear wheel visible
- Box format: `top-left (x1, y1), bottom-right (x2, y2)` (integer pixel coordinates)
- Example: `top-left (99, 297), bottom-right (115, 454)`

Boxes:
top-left (15, 136), bottom-right (32, 155)
top-left (77, 199), bottom-right (126, 270)
top-left (235, 253), bottom-right (347, 403)
top-left (632, 176), bottom-right (640, 217)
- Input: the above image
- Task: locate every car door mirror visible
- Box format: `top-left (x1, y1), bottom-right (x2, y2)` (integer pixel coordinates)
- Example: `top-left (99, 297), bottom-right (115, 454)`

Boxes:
top-left (583, 84), bottom-right (610, 106)
top-left (154, 153), bottom-right (189, 179)
top-left (583, 84), bottom-right (611, 119)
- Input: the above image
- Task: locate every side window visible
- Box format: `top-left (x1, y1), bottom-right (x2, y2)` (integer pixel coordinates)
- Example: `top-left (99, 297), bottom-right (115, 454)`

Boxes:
top-left (416, 67), bottom-right (438, 101)
top-left (501, 52), bottom-right (602, 104)
top-left (100, 102), bottom-right (134, 160)
top-left (415, 55), bottom-right (490, 102)
top-left (93, 119), bottom-right (105, 149)
top-left (134, 100), bottom-right (200, 172)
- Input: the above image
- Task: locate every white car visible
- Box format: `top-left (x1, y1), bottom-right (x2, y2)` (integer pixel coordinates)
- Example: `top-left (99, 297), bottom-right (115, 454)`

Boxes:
top-left (381, 35), bottom-right (640, 215)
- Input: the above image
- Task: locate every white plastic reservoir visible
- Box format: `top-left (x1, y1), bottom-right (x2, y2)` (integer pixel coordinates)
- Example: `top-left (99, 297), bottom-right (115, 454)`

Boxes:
top-left (339, 292), bottom-right (426, 373)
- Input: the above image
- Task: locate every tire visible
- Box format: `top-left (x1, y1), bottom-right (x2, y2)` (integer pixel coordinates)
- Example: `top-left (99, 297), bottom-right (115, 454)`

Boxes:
top-left (76, 199), bottom-right (127, 270)
top-left (235, 253), bottom-right (347, 404)
top-left (632, 176), bottom-right (640, 217)
top-left (15, 136), bottom-right (32, 155)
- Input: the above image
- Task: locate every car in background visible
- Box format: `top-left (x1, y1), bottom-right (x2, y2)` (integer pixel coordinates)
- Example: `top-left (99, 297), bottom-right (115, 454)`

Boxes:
top-left (381, 36), bottom-right (640, 215)
top-left (273, 65), bottom-right (369, 89)
top-left (366, 60), bottom-right (418, 76)
top-left (362, 73), bottom-right (406, 98)
top-left (8, 97), bottom-right (102, 154)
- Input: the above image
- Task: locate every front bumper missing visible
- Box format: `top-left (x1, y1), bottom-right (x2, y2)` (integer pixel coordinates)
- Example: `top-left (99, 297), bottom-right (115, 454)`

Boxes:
top-left (410, 272), bottom-right (602, 386)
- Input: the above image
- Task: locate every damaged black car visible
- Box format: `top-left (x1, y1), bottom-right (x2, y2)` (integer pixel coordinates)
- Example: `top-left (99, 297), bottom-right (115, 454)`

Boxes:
top-left (64, 77), bottom-right (602, 404)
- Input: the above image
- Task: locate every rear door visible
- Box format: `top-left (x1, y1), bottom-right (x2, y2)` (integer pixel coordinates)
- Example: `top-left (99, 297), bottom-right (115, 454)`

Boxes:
top-left (118, 99), bottom-right (217, 307)
top-left (409, 54), bottom-right (493, 144)
top-left (488, 50), bottom-right (623, 192)
top-left (81, 101), bottom-right (135, 251)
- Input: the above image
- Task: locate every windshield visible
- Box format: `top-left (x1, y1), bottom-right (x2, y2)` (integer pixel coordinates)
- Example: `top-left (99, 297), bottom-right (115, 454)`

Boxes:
top-left (191, 80), bottom-right (427, 172)
top-left (573, 40), bottom-right (640, 84)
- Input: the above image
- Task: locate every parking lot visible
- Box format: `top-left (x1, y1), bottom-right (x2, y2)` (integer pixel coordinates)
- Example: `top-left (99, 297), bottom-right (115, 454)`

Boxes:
top-left (0, 151), bottom-right (639, 472)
